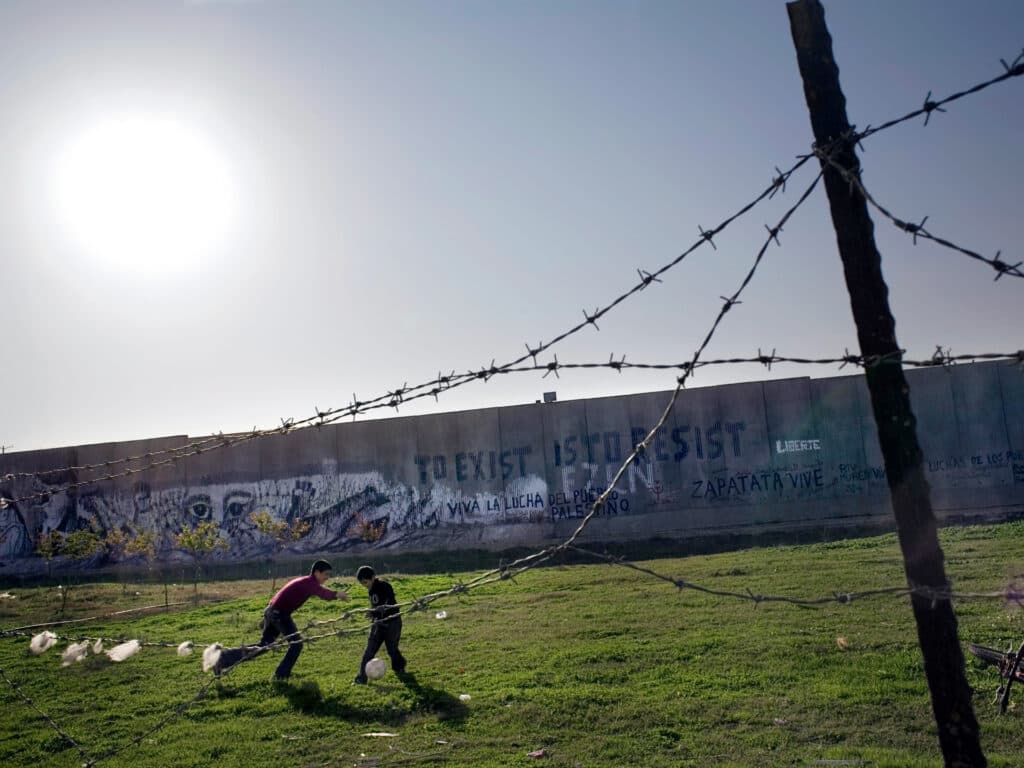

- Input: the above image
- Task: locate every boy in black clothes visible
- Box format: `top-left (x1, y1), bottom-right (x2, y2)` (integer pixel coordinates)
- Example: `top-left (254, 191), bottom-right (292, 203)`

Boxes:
top-left (353, 565), bottom-right (407, 683)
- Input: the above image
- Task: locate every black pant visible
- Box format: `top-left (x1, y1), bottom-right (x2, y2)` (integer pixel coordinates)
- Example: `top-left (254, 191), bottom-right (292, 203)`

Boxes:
top-left (218, 607), bottom-right (303, 679)
top-left (359, 617), bottom-right (405, 676)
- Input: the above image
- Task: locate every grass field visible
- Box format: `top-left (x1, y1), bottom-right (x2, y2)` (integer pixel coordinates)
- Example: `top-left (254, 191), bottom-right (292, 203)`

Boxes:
top-left (2, 523), bottom-right (1024, 767)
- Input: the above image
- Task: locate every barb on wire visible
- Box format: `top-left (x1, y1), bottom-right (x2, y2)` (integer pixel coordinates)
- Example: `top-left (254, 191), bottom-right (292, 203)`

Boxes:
top-left (921, 90), bottom-right (947, 126)
top-left (637, 268), bottom-right (662, 288)
top-left (698, 225), bottom-right (717, 250)
top-left (543, 355), bottom-right (561, 379)
top-left (769, 166), bottom-right (788, 198)
top-left (525, 342), bottom-right (542, 365)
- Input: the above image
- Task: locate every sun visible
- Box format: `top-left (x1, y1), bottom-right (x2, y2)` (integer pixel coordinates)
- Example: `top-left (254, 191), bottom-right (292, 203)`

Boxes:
top-left (52, 113), bottom-right (236, 274)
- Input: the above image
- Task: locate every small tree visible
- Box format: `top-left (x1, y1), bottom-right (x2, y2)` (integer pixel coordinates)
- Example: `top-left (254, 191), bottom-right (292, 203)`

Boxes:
top-left (103, 528), bottom-right (130, 595)
top-left (175, 522), bottom-right (228, 600)
top-left (56, 529), bottom-right (105, 615)
top-left (250, 510), bottom-right (312, 590)
top-left (124, 531), bottom-right (161, 604)
top-left (35, 531), bottom-right (64, 580)
top-left (348, 511), bottom-right (386, 544)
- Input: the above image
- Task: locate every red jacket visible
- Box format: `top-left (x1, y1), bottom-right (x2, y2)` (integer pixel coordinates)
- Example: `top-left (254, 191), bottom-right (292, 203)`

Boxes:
top-left (269, 575), bottom-right (337, 614)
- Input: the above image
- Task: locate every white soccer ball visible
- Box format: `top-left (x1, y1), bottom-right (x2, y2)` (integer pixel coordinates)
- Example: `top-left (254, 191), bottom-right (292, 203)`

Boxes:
top-left (365, 658), bottom-right (387, 680)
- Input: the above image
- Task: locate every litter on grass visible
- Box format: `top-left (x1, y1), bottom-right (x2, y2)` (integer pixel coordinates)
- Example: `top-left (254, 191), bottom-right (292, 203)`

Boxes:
top-left (61, 641), bottom-right (89, 666)
top-left (29, 631), bottom-right (58, 655)
top-left (106, 640), bottom-right (141, 662)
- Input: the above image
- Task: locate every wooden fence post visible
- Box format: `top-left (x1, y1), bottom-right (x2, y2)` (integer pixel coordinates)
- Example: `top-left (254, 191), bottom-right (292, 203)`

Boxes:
top-left (786, 1), bottom-right (985, 765)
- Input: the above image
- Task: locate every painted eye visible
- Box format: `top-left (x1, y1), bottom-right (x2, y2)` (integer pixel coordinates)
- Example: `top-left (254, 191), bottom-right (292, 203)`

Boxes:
top-left (223, 492), bottom-right (252, 518)
top-left (185, 495), bottom-right (212, 520)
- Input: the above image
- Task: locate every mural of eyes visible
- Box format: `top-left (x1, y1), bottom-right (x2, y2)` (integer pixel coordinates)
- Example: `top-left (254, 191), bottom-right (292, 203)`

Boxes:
top-left (223, 491), bottom-right (253, 519)
top-left (184, 494), bottom-right (213, 521)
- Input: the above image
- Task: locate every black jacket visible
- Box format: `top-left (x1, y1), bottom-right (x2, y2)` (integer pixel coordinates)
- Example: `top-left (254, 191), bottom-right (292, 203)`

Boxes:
top-left (367, 578), bottom-right (400, 622)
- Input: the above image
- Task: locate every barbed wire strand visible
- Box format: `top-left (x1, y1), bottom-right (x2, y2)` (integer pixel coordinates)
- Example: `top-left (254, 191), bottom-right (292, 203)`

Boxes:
top-left (82, 678), bottom-right (220, 768)
top-left (0, 626), bottom-right (218, 649)
top-left (0, 665), bottom-right (93, 764)
top-left (813, 146), bottom-right (1023, 280)
top-left (856, 48), bottom-right (1023, 141)
top-left (314, 349), bottom-right (1022, 381)
top-left (0, 600), bottom-right (208, 638)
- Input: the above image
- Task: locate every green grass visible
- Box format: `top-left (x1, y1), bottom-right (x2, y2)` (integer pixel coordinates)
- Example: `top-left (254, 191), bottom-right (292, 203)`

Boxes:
top-left (2, 523), bottom-right (1024, 767)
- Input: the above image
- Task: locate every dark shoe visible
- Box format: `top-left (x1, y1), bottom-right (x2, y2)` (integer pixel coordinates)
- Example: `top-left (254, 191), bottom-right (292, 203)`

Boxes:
top-left (353, 675), bottom-right (368, 685)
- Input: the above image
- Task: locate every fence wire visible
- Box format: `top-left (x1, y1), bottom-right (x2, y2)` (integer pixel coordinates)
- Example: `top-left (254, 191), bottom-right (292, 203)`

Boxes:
top-left (812, 147), bottom-right (1023, 281)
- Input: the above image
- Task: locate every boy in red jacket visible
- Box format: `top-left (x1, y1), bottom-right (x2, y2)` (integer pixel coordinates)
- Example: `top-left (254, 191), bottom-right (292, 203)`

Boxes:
top-left (214, 559), bottom-right (348, 680)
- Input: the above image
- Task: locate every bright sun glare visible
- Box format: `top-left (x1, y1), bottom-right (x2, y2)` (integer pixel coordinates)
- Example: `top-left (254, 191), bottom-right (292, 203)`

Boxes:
top-left (53, 114), bottom-right (236, 274)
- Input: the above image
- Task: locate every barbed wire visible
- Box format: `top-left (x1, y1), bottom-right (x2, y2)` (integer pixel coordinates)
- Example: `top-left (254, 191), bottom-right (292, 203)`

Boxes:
top-left (4, 341), bottom-right (1019, 509)
top-left (82, 677), bottom-right (220, 768)
top-left (854, 48), bottom-right (1023, 142)
top-left (0, 600), bottom-right (208, 638)
top-left (1, 343), bottom-right (1021, 505)
top-left (515, 349), bottom-right (1024, 374)
top-left (0, 664), bottom-right (92, 764)
top-left (0, 627), bottom-right (217, 649)
top-left (3, 50), bottom-right (1022, 499)
top-left (812, 147), bottom-right (1023, 281)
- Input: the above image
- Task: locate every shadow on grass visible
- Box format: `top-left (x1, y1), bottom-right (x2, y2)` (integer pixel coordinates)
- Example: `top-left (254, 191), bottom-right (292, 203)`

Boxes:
top-left (275, 672), bottom-right (469, 725)
top-left (396, 671), bottom-right (469, 722)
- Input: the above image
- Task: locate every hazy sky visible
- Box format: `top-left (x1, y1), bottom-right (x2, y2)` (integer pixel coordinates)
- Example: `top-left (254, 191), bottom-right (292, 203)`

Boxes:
top-left (1, 0), bottom-right (1022, 454)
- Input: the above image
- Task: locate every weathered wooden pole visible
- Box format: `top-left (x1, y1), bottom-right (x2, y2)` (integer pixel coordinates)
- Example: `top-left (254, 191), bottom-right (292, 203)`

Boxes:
top-left (786, 1), bottom-right (985, 765)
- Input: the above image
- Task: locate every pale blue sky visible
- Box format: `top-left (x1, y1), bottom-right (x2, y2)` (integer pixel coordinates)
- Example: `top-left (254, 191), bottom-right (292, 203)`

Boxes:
top-left (1, 0), bottom-right (1021, 452)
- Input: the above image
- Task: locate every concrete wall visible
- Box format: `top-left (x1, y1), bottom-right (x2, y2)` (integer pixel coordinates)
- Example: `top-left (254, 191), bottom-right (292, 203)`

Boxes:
top-left (2, 361), bottom-right (1022, 572)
